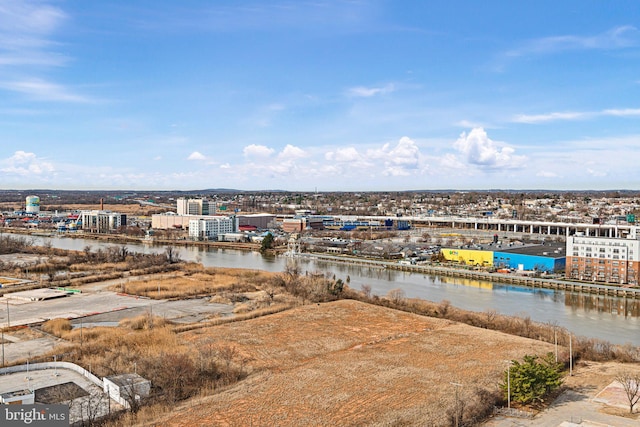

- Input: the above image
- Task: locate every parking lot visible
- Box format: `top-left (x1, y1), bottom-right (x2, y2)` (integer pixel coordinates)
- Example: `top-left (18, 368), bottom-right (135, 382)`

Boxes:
top-left (0, 288), bottom-right (234, 328)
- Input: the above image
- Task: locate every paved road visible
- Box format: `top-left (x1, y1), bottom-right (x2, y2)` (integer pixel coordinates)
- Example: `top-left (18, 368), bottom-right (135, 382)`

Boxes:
top-left (0, 290), bottom-right (234, 327)
top-left (484, 388), bottom-right (638, 427)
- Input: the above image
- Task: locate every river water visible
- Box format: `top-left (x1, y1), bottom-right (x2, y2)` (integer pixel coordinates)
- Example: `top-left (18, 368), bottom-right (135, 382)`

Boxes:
top-left (20, 234), bottom-right (640, 346)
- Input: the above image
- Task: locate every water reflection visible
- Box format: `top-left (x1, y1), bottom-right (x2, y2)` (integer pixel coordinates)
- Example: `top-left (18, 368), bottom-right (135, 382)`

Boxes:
top-left (566, 293), bottom-right (640, 318)
top-left (10, 233), bottom-right (640, 345)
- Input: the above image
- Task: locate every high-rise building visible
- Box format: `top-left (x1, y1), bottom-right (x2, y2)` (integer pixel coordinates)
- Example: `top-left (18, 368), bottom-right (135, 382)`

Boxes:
top-left (176, 198), bottom-right (216, 216)
top-left (566, 228), bottom-right (640, 285)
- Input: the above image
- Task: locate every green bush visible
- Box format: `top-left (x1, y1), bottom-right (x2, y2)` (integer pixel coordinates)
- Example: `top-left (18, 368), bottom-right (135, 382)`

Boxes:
top-left (502, 353), bottom-right (563, 404)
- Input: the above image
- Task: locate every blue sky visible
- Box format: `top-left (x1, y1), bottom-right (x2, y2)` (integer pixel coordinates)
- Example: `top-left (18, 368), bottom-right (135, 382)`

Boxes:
top-left (2, 1), bottom-right (640, 191)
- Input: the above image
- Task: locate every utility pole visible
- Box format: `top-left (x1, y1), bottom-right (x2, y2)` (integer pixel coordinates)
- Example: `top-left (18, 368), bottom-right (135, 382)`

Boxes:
top-left (504, 360), bottom-right (513, 409)
top-left (554, 327), bottom-right (558, 363)
top-left (6, 299), bottom-right (9, 328)
top-left (507, 365), bottom-right (511, 409)
top-left (450, 382), bottom-right (462, 427)
top-left (569, 334), bottom-right (573, 376)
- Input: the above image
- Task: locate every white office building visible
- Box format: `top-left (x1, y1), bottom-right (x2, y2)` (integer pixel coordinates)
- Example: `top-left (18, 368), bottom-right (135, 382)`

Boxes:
top-left (80, 210), bottom-right (127, 233)
top-left (176, 198), bottom-right (217, 216)
top-left (189, 216), bottom-right (238, 240)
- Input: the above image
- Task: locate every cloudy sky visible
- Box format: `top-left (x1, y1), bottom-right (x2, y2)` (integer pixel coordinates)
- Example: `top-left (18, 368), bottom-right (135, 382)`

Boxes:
top-left (2, 1), bottom-right (640, 191)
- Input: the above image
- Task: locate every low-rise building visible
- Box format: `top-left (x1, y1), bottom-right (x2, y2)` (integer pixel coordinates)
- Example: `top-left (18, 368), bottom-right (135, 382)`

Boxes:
top-left (103, 373), bottom-right (150, 409)
top-left (237, 213), bottom-right (276, 230)
top-left (494, 242), bottom-right (566, 273)
top-left (441, 242), bottom-right (566, 272)
top-left (0, 389), bottom-right (34, 405)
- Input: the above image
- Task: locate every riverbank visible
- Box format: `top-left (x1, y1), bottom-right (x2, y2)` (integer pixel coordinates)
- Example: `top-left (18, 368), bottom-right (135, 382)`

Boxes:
top-left (4, 227), bottom-right (640, 299)
top-left (2, 227), bottom-right (262, 251)
top-left (297, 253), bottom-right (640, 299)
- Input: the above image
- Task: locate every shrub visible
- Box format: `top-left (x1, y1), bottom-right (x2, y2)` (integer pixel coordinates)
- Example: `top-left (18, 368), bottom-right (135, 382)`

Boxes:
top-left (42, 318), bottom-right (72, 337)
top-left (502, 353), bottom-right (563, 405)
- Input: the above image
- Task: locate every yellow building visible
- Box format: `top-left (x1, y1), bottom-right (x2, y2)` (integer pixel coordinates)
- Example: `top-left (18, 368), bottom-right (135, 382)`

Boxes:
top-left (441, 248), bottom-right (494, 266)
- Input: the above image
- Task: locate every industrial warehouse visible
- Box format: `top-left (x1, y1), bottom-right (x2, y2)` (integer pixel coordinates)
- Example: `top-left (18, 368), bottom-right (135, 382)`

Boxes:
top-left (441, 238), bottom-right (566, 273)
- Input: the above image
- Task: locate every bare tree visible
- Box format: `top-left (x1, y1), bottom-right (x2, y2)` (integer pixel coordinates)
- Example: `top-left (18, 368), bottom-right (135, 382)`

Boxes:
top-left (387, 288), bottom-right (406, 305)
top-left (164, 246), bottom-right (180, 264)
top-left (81, 391), bottom-right (107, 426)
top-left (360, 284), bottom-right (372, 299)
top-left (615, 371), bottom-right (640, 414)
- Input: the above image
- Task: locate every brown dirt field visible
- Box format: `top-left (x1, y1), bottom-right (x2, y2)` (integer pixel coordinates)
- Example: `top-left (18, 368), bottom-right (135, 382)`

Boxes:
top-left (108, 268), bottom-right (275, 299)
top-left (158, 300), bottom-right (556, 427)
top-left (0, 202), bottom-right (168, 216)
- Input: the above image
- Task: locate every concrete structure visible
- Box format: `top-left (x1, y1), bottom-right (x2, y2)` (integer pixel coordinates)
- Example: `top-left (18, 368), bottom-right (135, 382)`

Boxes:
top-left (282, 218), bottom-right (305, 233)
top-left (25, 195), bottom-right (40, 214)
top-left (237, 213), bottom-right (276, 230)
top-left (80, 210), bottom-right (126, 233)
top-left (1, 389), bottom-right (34, 404)
top-left (188, 216), bottom-right (238, 240)
top-left (176, 198), bottom-right (216, 216)
top-left (566, 228), bottom-right (640, 284)
top-left (218, 232), bottom-right (248, 242)
top-left (103, 373), bottom-right (151, 409)
top-left (151, 213), bottom-right (193, 229)
top-left (329, 214), bottom-right (636, 238)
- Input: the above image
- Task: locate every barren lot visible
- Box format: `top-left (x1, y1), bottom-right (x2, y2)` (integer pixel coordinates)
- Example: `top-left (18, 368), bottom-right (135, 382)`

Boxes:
top-left (160, 300), bottom-right (555, 427)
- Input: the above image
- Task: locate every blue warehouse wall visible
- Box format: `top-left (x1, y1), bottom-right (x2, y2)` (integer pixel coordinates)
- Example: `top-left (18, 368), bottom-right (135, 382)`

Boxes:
top-left (493, 252), bottom-right (565, 273)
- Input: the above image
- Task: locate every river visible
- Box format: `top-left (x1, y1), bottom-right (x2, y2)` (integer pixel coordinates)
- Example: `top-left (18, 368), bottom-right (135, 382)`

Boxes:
top-left (19, 234), bottom-right (640, 346)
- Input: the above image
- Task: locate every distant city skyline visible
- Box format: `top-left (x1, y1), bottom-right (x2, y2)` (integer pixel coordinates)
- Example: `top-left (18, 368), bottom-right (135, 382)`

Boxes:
top-left (2, 1), bottom-right (640, 191)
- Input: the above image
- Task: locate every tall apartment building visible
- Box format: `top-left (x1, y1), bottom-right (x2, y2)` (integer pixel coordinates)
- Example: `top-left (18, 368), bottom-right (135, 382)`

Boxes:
top-left (566, 228), bottom-right (640, 285)
top-left (188, 216), bottom-right (238, 240)
top-left (176, 198), bottom-right (217, 216)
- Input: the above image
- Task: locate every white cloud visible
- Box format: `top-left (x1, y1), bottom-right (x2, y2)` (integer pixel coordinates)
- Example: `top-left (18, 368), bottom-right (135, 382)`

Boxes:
top-left (325, 147), bottom-right (360, 162)
top-left (536, 170), bottom-right (558, 178)
top-left (512, 111), bottom-right (590, 124)
top-left (507, 25), bottom-right (639, 58)
top-left (453, 128), bottom-right (525, 169)
top-left (278, 144), bottom-right (307, 160)
top-left (243, 144), bottom-right (274, 158)
top-left (347, 83), bottom-right (395, 98)
top-left (587, 168), bottom-right (608, 177)
top-left (512, 107), bottom-right (640, 124)
top-left (456, 119), bottom-right (486, 128)
top-left (0, 3), bottom-right (94, 104)
top-left (439, 153), bottom-right (467, 170)
top-left (0, 150), bottom-right (54, 176)
top-left (0, 78), bottom-right (89, 103)
top-left (187, 151), bottom-right (206, 161)
top-left (366, 136), bottom-right (422, 176)
top-left (602, 108), bottom-right (640, 117)
top-left (0, 1), bottom-right (67, 65)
